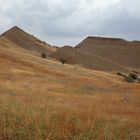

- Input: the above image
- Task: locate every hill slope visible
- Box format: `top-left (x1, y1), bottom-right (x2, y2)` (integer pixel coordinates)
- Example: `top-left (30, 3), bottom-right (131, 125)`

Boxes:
top-left (0, 43), bottom-right (139, 95)
top-left (1, 26), bottom-right (56, 54)
top-left (50, 46), bottom-right (128, 71)
top-left (0, 36), bottom-right (140, 139)
top-left (76, 36), bottom-right (140, 68)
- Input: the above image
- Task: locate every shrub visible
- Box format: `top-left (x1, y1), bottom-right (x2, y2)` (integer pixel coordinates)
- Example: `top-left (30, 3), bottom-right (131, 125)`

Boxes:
top-left (125, 76), bottom-right (135, 83)
top-left (41, 53), bottom-right (47, 59)
top-left (117, 72), bottom-right (127, 77)
top-left (59, 58), bottom-right (67, 64)
top-left (129, 73), bottom-right (138, 80)
top-left (42, 41), bottom-right (46, 45)
top-left (137, 78), bottom-right (140, 83)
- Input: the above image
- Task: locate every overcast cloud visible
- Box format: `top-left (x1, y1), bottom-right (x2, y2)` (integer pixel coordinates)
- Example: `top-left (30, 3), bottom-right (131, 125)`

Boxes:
top-left (0, 0), bottom-right (140, 46)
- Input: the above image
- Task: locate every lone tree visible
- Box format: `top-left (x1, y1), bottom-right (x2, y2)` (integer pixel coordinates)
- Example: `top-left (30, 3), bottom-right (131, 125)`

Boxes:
top-left (125, 76), bottom-right (135, 83)
top-left (41, 53), bottom-right (47, 58)
top-left (129, 73), bottom-right (138, 80)
top-left (59, 57), bottom-right (67, 64)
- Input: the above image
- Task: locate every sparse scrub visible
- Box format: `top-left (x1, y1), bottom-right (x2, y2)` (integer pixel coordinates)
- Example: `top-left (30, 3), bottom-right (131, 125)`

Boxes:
top-left (41, 53), bottom-right (47, 59)
top-left (59, 57), bottom-right (67, 64)
top-left (0, 46), bottom-right (140, 140)
top-left (129, 73), bottom-right (138, 80)
top-left (118, 72), bottom-right (139, 83)
top-left (116, 72), bottom-right (127, 77)
top-left (125, 75), bottom-right (135, 82)
top-left (42, 41), bottom-right (46, 45)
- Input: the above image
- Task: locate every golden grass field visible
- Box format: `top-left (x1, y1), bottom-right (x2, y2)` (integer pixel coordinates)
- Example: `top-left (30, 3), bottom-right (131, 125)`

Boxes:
top-left (0, 45), bottom-right (140, 140)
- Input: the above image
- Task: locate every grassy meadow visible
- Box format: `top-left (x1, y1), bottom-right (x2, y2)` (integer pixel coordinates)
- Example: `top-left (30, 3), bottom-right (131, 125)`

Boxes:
top-left (0, 47), bottom-right (140, 140)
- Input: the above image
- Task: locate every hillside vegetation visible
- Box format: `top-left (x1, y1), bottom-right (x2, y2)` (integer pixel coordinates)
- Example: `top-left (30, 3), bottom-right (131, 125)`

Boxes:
top-left (1, 26), bottom-right (57, 54)
top-left (0, 44), bottom-right (140, 139)
top-left (50, 46), bottom-right (128, 72)
top-left (0, 27), bottom-right (140, 139)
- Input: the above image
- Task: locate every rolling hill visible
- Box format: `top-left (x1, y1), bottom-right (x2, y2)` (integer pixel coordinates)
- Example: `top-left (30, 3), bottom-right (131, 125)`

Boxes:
top-left (1, 26), bottom-right (139, 72)
top-left (76, 36), bottom-right (140, 68)
top-left (0, 26), bottom-right (140, 139)
top-left (50, 46), bottom-right (128, 71)
top-left (1, 26), bottom-right (57, 55)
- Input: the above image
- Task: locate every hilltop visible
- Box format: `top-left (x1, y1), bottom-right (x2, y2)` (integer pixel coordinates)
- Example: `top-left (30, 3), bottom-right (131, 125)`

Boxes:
top-left (1, 26), bottom-right (57, 55)
top-left (76, 36), bottom-right (140, 68)
top-left (1, 27), bottom-right (140, 71)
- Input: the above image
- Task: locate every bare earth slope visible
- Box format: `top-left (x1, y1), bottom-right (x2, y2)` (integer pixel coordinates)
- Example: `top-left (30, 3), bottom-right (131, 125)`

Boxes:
top-left (1, 26), bottom-right (57, 54)
top-left (50, 46), bottom-right (128, 71)
top-left (76, 36), bottom-right (140, 68)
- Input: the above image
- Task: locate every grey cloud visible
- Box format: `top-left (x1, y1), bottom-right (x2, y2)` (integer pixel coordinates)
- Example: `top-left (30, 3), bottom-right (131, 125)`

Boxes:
top-left (74, 0), bottom-right (140, 40)
top-left (1, 0), bottom-right (140, 46)
top-left (4, 0), bottom-right (81, 36)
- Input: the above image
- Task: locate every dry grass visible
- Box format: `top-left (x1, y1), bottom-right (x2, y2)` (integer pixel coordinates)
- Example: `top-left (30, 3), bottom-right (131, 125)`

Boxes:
top-left (0, 46), bottom-right (140, 140)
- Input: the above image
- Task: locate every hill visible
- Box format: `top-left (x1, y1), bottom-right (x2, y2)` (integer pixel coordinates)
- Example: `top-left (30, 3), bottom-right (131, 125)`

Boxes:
top-left (0, 26), bottom-right (133, 72)
top-left (0, 27), bottom-right (140, 139)
top-left (0, 39), bottom-right (140, 139)
top-left (50, 46), bottom-right (128, 71)
top-left (76, 36), bottom-right (140, 68)
top-left (1, 26), bottom-right (57, 54)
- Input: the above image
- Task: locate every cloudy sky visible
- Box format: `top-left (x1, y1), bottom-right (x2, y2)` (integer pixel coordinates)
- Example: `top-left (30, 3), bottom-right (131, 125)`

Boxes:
top-left (0, 0), bottom-right (140, 46)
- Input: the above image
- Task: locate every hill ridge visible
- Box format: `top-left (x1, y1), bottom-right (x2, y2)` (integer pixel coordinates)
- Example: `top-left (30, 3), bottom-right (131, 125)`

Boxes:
top-left (75, 36), bottom-right (140, 68)
top-left (1, 26), bottom-right (56, 54)
top-left (50, 45), bottom-right (128, 72)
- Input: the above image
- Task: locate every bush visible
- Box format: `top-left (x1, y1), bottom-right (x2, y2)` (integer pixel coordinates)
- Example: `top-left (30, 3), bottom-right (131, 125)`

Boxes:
top-left (129, 73), bottom-right (138, 80)
top-left (42, 41), bottom-right (46, 45)
top-left (125, 76), bottom-right (135, 83)
top-left (41, 53), bottom-right (47, 59)
top-left (59, 58), bottom-right (67, 64)
top-left (137, 78), bottom-right (140, 83)
top-left (117, 72), bottom-right (127, 77)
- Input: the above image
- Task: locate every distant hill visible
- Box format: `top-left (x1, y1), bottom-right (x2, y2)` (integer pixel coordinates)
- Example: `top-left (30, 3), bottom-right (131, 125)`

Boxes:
top-left (1, 26), bottom-right (139, 71)
top-left (50, 46), bottom-right (128, 71)
top-left (1, 26), bottom-right (57, 54)
top-left (75, 36), bottom-right (140, 68)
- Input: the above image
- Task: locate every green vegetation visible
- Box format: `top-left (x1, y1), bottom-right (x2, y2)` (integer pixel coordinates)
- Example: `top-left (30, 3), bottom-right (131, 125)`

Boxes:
top-left (116, 72), bottom-right (127, 77)
top-left (125, 75), bottom-right (135, 83)
top-left (117, 72), bottom-right (140, 83)
top-left (129, 73), bottom-right (138, 80)
top-left (59, 57), bottom-right (67, 64)
top-left (41, 53), bottom-right (47, 59)
top-left (137, 78), bottom-right (140, 83)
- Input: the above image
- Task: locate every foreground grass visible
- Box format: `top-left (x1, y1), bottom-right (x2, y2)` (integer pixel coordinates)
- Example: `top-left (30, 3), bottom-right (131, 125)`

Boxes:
top-left (0, 95), bottom-right (140, 140)
top-left (0, 80), bottom-right (140, 140)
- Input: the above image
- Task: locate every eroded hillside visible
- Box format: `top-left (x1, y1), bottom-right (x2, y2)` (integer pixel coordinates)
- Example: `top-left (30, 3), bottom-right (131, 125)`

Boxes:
top-left (76, 36), bottom-right (140, 68)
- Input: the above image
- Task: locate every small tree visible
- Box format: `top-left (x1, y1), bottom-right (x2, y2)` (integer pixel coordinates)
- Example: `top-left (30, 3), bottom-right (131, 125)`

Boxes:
top-left (41, 53), bottom-right (47, 59)
top-left (129, 73), bottom-right (138, 80)
top-left (117, 72), bottom-right (127, 77)
top-left (125, 76), bottom-right (135, 83)
top-left (59, 58), bottom-right (67, 64)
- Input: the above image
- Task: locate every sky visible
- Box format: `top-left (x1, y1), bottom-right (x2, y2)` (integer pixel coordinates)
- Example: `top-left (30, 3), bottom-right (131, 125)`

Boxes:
top-left (0, 0), bottom-right (140, 46)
